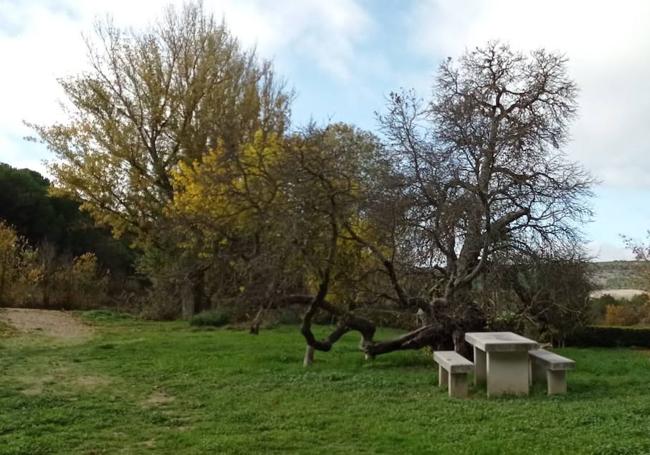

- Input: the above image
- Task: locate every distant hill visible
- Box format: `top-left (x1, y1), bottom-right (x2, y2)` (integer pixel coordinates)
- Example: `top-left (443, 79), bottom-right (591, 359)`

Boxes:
top-left (589, 261), bottom-right (649, 290)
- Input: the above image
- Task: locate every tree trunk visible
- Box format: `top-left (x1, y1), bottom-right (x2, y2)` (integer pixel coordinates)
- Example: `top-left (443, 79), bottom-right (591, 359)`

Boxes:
top-left (181, 269), bottom-right (206, 319)
top-left (303, 345), bottom-right (315, 367)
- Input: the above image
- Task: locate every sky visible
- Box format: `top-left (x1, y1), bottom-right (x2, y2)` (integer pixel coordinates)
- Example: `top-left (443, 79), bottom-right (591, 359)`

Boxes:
top-left (1, 0), bottom-right (649, 260)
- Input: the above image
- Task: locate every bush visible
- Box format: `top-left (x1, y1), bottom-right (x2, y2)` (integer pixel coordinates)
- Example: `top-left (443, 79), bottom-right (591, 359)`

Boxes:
top-left (355, 307), bottom-right (416, 330)
top-left (567, 325), bottom-right (650, 348)
top-left (274, 308), bottom-right (303, 325)
top-left (598, 293), bottom-right (650, 326)
top-left (190, 309), bottom-right (231, 327)
top-left (604, 304), bottom-right (641, 326)
top-left (82, 310), bottom-right (135, 323)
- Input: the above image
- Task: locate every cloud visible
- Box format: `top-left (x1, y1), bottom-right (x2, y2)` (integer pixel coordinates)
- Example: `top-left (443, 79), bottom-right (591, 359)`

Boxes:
top-left (0, 0), bottom-right (373, 174)
top-left (406, 0), bottom-right (650, 189)
top-left (211, 0), bottom-right (373, 81)
top-left (587, 241), bottom-right (636, 262)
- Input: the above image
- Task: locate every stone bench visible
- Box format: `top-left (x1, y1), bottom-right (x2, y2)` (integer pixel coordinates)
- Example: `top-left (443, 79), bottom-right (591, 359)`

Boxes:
top-left (433, 351), bottom-right (473, 398)
top-left (529, 349), bottom-right (575, 395)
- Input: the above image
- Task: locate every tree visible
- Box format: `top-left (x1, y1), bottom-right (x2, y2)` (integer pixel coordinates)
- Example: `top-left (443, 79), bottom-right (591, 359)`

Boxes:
top-left (364, 42), bottom-right (593, 355)
top-left (0, 162), bottom-right (133, 274)
top-left (170, 123), bottom-right (395, 360)
top-left (479, 249), bottom-right (594, 345)
top-left (170, 131), bottom-right (292, 318)
top-left (0, 221), bottom-right (30, 306)
top-left (173, 43), bottom-right (594, 360)
top-left (30, 2), bottom-right (292, 315)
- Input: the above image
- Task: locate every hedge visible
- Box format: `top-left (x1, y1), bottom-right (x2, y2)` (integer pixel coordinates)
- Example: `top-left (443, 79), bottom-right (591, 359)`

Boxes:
top-left (190, 309), bottom-right (231, 327)
top-left (567, 325), bottom-right (650, 348)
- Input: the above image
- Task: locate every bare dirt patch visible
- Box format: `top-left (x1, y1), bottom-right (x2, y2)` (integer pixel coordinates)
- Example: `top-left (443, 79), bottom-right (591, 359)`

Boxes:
top-left (0, 308), bottom-right (94, 340)
top-left (142, 390), bottom-right (176, 407)
top-left (74, 375), bottom-right (113, 389)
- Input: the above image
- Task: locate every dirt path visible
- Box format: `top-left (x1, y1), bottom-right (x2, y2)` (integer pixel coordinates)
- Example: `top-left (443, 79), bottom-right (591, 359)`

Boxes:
top-left (0, 308), bottom-right (93, 340)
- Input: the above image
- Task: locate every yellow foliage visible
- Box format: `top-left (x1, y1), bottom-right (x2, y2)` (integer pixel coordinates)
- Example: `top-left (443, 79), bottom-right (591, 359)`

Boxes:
top-left (605, 304), bottom-right (641, 326)
top-left (171, 132), bottom-right (284, 235)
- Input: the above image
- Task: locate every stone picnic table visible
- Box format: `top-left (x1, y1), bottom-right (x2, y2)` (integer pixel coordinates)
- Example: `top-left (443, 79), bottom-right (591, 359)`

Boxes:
top-left (465, 331), bottom-right (539, 397)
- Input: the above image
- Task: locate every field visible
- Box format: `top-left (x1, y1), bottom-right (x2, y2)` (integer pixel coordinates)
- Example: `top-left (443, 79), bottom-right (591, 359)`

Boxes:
top-left (2, 310), bottom-right (650, 454)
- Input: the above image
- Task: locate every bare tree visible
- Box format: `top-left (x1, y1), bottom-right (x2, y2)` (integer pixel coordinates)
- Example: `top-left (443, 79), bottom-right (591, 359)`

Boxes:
top-left (361, 42), bottom-right (593, 355)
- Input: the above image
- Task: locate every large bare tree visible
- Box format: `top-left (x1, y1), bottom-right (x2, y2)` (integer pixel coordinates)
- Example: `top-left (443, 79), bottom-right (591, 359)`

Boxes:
top-left (364, 42), bottom-right (594, 354)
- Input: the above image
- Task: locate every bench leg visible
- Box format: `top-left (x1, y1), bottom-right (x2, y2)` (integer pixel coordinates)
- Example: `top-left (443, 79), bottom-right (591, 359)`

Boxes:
top-left (546, 370), bottom-right (567, 395)
top-left (530, 360), bottom-right (547, 385)
top-left (486, 351), bottom-right (530, 397)
top-left (474, 346), bottom-right (487, 385)
top-left (449, 373), bottom-right (468, 398)
top-left (438, 365), bottom-right (449, 388)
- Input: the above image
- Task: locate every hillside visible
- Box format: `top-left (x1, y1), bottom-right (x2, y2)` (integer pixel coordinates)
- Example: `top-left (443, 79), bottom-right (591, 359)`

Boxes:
top-left (589, 261), bottom-right (649, 290)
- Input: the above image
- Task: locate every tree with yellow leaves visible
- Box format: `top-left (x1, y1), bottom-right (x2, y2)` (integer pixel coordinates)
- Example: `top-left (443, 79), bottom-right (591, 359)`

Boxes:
top-left (30, 2), bottom-right (291, 316)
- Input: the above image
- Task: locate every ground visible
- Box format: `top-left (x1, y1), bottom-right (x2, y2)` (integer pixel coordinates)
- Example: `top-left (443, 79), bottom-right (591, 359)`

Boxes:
top-left (0, 308), bottom-right (93, 340)
top-left (1, 309), bottom-right (650, 454)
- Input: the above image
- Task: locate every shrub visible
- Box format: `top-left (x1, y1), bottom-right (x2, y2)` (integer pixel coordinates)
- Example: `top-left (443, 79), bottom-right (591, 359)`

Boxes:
top-left (598, 293), bottom-right (650, 326)
top-left (590, 294), bottom-right (618, 323)
top-left (604, 304), bottom-right (641, 326)
top-left (82, 310), bottom-right (135, 323)
top-left (190, 309), bottom-right (231, 327)
top-left (274, 308), bottom-right (303, 325)
top-left (567, 325), bottom-right (650, 348)
top-left (355, 307), bottom-right (416, 330)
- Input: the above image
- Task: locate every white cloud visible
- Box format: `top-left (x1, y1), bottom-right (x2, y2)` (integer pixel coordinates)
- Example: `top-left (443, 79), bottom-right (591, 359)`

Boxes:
top-left (211, 0), bottom-right (373, 80)
top-left (407, 0), bottom-right (650, 189)
top-left (0, 0), bottom-right (373, 174)
top-left (588, 241), bottom-right (636, 262)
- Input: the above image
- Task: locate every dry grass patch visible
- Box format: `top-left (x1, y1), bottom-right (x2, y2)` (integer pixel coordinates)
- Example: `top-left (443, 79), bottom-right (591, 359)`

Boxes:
top-left (142, 390), bottom-right (176, 407)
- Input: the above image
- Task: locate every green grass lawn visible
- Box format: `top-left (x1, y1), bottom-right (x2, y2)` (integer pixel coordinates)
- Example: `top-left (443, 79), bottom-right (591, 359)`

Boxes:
top-left (2, 312), bottom-right (650, 454)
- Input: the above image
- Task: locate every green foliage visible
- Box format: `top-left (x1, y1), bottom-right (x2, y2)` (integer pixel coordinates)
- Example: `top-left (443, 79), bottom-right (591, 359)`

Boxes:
top-left (2, 318), bottom-right (650, 453)
top-left (354, 307), bottom-right (416, 330)
top-left (0, 163), bottom-right (133, 274)
top-left (271, 308), bottom-right (303, 326)
top-left (568, 325), bottom-right (650, 347)
top-left (591, 294), bottom-right (650, 326)
top-left (189, 309), bottom-right (231, 327)
top-left (590, 293), bottom-right (619, 322)
top-left (81, 310), bottom-right (135, 323)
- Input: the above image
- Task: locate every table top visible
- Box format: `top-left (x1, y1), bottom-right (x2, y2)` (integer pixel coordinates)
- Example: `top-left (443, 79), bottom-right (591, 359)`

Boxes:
top-left (465, 332), bottom-right (539, 352)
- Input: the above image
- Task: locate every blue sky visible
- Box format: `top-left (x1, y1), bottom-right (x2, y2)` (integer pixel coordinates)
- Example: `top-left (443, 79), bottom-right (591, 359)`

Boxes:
top-left (1, 0), bottom-right (649, 260)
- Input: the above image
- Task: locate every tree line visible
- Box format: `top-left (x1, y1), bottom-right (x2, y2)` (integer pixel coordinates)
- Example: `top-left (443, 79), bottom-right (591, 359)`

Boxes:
top-left (19, 2), bottom-right (594, 359)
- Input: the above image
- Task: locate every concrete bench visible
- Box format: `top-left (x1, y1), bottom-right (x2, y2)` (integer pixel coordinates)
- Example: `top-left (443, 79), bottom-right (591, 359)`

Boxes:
top-left (433, 351), bottom-right (473, 398)
top-left (529, 349), bottom-right (575, 395)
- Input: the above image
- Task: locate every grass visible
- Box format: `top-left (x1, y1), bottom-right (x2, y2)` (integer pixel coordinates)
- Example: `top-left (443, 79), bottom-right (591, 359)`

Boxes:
top-left (1, 315), bottom-right (650, 454)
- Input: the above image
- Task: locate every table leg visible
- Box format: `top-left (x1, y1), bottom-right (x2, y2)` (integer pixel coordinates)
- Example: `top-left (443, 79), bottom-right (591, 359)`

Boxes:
top-left (438, 364), bottom-right (448, 388)
top-left (474, 346), bottom-right (487, 385)
top-left (486, 351), bottom-right (530, 397)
